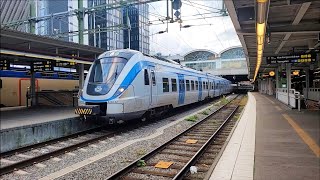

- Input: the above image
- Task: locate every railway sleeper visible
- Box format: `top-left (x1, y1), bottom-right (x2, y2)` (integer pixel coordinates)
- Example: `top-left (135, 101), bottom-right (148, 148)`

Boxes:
top-left (132, 167), bottom-right (177, 178)
top-left (171, 142), bottom-right (203, 147)
top-left (186, 132), bottom-right (214, 136)
top-left (183, 171), bottom-right (207, 180)
top-left (166, 145), bottom-right (199, 152)
top-left (144, 161), bottom-right (185, 170)
top-left (180, 136), bottom-right (211, 140)
top-left (160, 150), bottom-right (194, 157)
top-left (123, 172), bottom-right (172, 180)
top-left (157, 153), bottom-right (191, 162)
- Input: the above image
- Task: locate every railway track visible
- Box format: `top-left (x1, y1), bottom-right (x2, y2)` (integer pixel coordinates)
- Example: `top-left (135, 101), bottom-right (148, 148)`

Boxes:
top-left (0, 128), bottom-right (117, 175)
top-left (107, 95), bottom-right (243, 180)
top-left (0, 96), bottom-right (233, 176)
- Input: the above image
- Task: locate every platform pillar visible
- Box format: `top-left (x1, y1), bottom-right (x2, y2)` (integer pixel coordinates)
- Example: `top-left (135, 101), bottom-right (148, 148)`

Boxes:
top-left (30, 64), bottom-right (37, 106)
top-left (305, 68), bottom-right (310, 99)
top-left (276, 66), bottom-right (279, 99)
top-left (78, 64), bottom-right (84, 90)
top-left (286, 64), bottom-right (291, 105)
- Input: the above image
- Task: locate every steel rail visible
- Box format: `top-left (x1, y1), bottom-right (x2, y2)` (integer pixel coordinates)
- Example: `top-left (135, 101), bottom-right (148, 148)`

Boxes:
top-left (106, 95), bottom-right (239, 180)
top-left (173, 105), bottom-right (239, 179)
top-left (0, 96), bottom-right (230, 176)
top-left (0, 130), bottom-right (117, 176)
top-left (0, 125), bottom-right (108, 158)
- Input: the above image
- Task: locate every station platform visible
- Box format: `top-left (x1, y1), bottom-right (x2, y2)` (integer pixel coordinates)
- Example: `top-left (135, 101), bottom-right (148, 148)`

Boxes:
top-left (0, 106), bottom-right (103, 153)
top-left (0, 106), bottom-right (77, 130)
top-left (209, 92), bottom-right (320, 180)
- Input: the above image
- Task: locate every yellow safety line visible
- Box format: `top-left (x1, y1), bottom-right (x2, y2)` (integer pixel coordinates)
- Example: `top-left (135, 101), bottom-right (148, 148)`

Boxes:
top-left (282, 114), bottom-right (320, 158)
top-left (275, 106), bottom-right (282, 111)
top-left (263, 95), bottom-right (275, 104)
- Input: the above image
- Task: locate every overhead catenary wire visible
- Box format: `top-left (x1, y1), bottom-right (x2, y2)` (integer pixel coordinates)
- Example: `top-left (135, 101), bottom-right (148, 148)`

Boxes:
top-left (184, 0), bottom-right (225, 49)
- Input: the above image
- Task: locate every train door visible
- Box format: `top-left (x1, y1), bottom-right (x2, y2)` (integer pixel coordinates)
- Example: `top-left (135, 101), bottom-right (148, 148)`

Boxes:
top-left (149, 66), bottom-right (157, 107)
top-left (206, 79), bottom-right (210, 97)
top-left (178, 74), bottom-right (185, 105)
top-left (198, 77), bottom-right (202, 101)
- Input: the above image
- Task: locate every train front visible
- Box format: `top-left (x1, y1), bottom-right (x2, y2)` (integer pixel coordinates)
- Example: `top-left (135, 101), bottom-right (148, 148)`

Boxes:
top-left (75, 50), bottom-right (138, 123)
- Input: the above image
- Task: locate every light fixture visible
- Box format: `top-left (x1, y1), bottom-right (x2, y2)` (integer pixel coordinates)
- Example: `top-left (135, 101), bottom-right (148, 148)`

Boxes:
top-left (256, 23), bottom-right (265, 36)
top-left (253, 0), bottom-right (269, 82)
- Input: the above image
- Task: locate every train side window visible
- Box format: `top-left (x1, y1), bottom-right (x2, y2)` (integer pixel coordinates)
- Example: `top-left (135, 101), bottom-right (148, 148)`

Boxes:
top-left (171, 79), bottom-right (177, 92)
top-left (202, 82), bottom-right (205, 90)
top-left (206, 82), bottom-right (209, 89)
top-left (186, 80), bottom-right (190, 91)
top-left (162, 78), bottom-right (169, 92)
top-left (151, 70), bottom-right (156, 86)
top-left (144, 69), bottom-right (150, 85)
top-left (212, 82), bottom-right (215, 89)
top-left (209, 82), bottom-right (211, 90)
top-left (195, 81), bottom-right (198, 90)
top-left (191, 80), bottom-right (194, 91)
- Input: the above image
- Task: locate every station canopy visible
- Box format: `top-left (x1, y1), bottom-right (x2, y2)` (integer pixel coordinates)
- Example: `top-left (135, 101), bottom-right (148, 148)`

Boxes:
top-left (0, 28), bottom-right (105, 71)
top-left (225, 0), bottom-right (320, 80)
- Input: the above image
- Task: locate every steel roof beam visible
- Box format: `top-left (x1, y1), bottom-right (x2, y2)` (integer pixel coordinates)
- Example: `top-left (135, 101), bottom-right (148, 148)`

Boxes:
top-left (224, 0), bottom-right (251, 75)
top-left (275, 2), bottom-right (311, 54)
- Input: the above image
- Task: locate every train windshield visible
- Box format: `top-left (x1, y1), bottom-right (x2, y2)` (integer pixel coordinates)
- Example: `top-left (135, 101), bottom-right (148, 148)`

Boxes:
top-left (90, 57), bottom-right (127, 84)
top-left (86, 57), bottom-right (127, 95)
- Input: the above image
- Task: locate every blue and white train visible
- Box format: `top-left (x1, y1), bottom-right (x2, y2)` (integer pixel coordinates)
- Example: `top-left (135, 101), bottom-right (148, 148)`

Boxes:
top-left (76, 49), bottom-right (232, 123)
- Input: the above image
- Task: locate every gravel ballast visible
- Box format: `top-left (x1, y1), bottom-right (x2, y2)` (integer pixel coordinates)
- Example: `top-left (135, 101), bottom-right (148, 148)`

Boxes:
top-left (1, 97), bottom-right (231, 180)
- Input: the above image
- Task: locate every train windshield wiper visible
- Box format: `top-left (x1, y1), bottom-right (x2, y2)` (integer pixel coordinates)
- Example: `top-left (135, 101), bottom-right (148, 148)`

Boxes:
top-left (114, 65), bottom-right (119, 80)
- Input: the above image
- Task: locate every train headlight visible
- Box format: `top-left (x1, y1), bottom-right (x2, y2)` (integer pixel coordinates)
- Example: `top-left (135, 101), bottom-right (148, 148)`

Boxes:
top-left (114, 86), bottom-right (126, 97)
top-left (119, 88), bottom-right (125, 93)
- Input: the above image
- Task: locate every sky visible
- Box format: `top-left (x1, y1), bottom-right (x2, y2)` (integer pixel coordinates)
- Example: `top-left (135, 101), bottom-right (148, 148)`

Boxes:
top-left (147, 0), bottom-right (241, 56)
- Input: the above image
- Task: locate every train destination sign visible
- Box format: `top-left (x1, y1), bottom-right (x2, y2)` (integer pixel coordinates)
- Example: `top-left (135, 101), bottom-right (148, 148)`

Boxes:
top-left (266, 53), bottom-right (316, 64)
top-left (0, 59), bottom-right (10, 70)
top-left (33, 60), bottom-right (54, 72)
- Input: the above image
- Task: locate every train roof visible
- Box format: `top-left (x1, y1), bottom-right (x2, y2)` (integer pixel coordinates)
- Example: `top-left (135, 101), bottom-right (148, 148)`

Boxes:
top-left (98, 49), bottom-right (230, 82)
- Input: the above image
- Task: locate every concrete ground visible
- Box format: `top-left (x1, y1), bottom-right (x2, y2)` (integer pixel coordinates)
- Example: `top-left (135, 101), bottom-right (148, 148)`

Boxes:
top-left (254, 93), bottom-right (319, 180)
top-left (0, 106), bottom-right (77, 130)
top-left (209, 92), bottom-right (320, 180)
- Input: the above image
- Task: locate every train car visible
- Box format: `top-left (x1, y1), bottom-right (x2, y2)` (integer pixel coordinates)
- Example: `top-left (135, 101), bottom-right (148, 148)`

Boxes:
top-left (76, 49), bottom-right (232, 123)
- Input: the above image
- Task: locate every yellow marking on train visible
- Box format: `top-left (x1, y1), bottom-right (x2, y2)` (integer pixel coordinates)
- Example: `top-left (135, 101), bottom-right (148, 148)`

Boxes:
top-left (275, 106), bottom-right (282, 111)
top-left (75, 108), bottom-right (92, 115)
top-left (282, 114), bottom-right (320, 158)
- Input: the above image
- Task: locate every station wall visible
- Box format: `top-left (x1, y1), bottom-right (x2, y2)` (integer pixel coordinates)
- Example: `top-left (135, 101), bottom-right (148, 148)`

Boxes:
top-left (0, 77), bottom-right (78, 107)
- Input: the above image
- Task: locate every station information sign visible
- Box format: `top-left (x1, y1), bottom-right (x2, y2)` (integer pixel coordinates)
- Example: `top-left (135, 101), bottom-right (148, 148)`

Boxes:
top-left (0, 59), bottom-right (10, 70)
top-left (266, 53), bottom-right (316, 64)
top-left (33, 60), bottom-right (54, 72)
top-left (54, 61), bottom-right (76, 68)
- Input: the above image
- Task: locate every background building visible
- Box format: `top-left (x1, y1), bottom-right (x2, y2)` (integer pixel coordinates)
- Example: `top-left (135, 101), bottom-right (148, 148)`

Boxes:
top-left (181, 47), bottom-right (247, 76)
top-left (87, 0), bottom-right (124, 50)
top-left (123, 4), bottom-right (150, 54)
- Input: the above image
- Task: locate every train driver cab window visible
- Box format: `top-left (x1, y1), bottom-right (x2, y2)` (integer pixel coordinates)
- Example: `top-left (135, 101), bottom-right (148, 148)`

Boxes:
top-left (171, 79), bottom-right (177, 92)
top-left (151, 70), bottom-right (156, 86)
top-left (195, 81), bottom-right (198, 90)
top-left (144, 69), bottom-right (150, 85)
top-left (162, 78), bottom-right (169, 92)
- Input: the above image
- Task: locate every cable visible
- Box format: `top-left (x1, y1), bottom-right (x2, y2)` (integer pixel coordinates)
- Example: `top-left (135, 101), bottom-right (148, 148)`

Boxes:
top-left (182, 0), bottom-right (222, 11)
top-left (175, 32), bottom-right (193, 49)
top-left (185, 0), bottom-right (225, 49)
